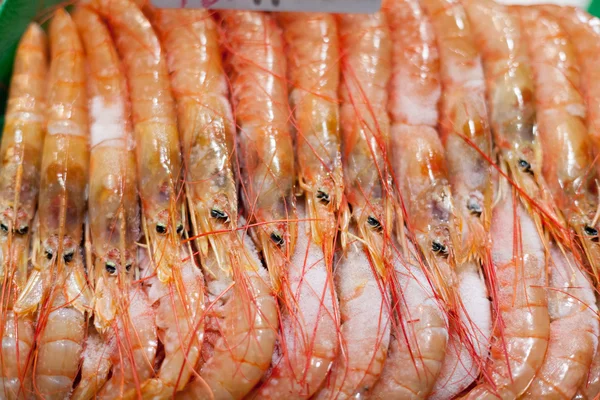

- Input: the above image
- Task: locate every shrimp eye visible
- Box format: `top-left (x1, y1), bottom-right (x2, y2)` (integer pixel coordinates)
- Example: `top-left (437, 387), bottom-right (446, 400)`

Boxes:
top-left (585, 225), bottom-right (599, 241)
top-left (45, 249), bottom-right (53, 260)
top-left (367, 216), bottom-right (383, 232)
top-left (16, 225), bottom-right (28, 235)
top-left (210, 208), bottom-right (230, 224)
top-left (125, 263), bottom-right (133, 272)
top-left (270, 232), bottom-right (285, 247)
top-left (176, 224), bottom-right (184, 235)
top-left (105, 262), bottom-right (117, 275)
top-left (432, 241), bottom-right (448, 257)
top-left (518, 159), bottom-right (533, 175)
top-left (316, 190), bottom-right (330, 205)
top-left (0, 223), bottom-right (8, 234)
top-left (63, 251), bottom-right (74, 263)
top-left (156, 223), bottom-right (167, 235)
top-left (467, 200), bottom-right (482, 218)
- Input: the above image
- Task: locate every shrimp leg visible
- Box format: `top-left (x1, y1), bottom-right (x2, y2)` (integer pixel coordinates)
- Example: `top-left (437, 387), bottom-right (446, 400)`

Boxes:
top-left (14, 9), bottom-right (93, 399)
top-left (0, 23), bottom-right (47, 400)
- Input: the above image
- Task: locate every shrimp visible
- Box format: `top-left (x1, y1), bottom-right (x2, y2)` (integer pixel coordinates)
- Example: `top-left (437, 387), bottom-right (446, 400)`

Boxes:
top-left (220, 10), bottom-right (297, 291)
top-left (338, 12), bottom-right (393, 278)
top-left (523, 243), bottom-right (599, 399)
top-left (314, 232), bottom-right (391, 399)
top-left (462, 180), bottom-right (549, 399)
top-left (13, 9), bottom-right (93, 399)
top-left (0, 23), bottom-right (47, 400)
top-left (421, 0), bottom-right (493, 263)
top-left (248, 202), bottom-right (338, 399)
top-left (278, 13), bottom-right (344, 262)
top-left (385, 1), bottom-right (491, 397)
top-left (515, 6), bottom-right (600, 284)
top-left (71, 6), bottom-right (157, 399)
top-left (574, 300), bottom-right (600, 399)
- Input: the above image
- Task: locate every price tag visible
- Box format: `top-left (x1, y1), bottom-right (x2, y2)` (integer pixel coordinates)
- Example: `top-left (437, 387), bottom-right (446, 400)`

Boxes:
top-left (151, 0), bottom-right (382, 14)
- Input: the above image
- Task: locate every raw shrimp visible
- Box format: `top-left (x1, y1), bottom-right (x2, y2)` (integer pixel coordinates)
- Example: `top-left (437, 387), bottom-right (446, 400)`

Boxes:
top-left (386, 1), bottom-right (491, 397)
top-left (72, 6), bottom-right (157, 399)
top-left (88, 0), bottom-right (185, 285)
top-left (574, 300), bottom-right (600, 399)
top-left (14, 9), bottom-right (92, 400)
top-left (278, 13), bottom-right (344, 262)
top-left (220, 10), bottom-right (297, 290)
top-left (516, 6), bottom-right (600, 285)
top-left (338, 12), bottom-right (393, 277)
top-left (421, 0), bottom-right (493, 263)
top-left (462, 181), bottom-right (549, 399)
top-left (314, 233), bottom-right (391, 399)
top-left (523, 243), bottom-right (599, 399)
top-left (0, 23), bottom-right (46, 400)
top-left (248, 202), bottom-right (338, 399)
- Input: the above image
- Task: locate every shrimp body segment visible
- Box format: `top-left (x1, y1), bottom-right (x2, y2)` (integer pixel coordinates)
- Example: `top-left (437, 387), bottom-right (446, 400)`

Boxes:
top-left (517, 6), bottom-right (600, 282)
top-left (314, 235), bottom-right (391, 400)
top-left (89, 0), bottom-right (185, 284)
top-left (279, 13), bottom-right (343, 262)
top-left (338, 12), bottom-right (393, 278)
top-left (524, 244), bottom-right (599, 399)
top-left (14, 9), bottom-right (92, 399)
top-left (0, 23), bottom-right (47, 400)
top-left (250, 203), bottom-right (338, 399)
top-left (421, 0), bottom-right (493, 263)
top-left (221, 10), bottom-right (297, 290)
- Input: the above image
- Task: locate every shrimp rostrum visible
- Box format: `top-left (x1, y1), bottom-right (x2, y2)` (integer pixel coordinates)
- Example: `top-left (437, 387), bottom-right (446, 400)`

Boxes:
top-left (14, 9), bottom-right (93, 400)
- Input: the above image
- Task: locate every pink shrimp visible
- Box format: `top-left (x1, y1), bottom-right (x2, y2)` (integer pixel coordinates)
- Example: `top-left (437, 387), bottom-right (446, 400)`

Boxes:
top-left (515, 6), bottom-right (600, 284)
top-left (421, 0), bottom-right (493, 263)
top-left (0, 23), bottom-right (47, 400)
top-left (13, 9), bottom-right (93, 399)
top-left (462, 178), bottom-right (550, 399)
top-left (220, 10), bottom-right (297, 292)
top-left (313, 232), bottom-right (391, 399)
top-left (278, 12), bottom-right (344, 263)
top-left (71, 6), bottom-right (158, 399)
top-left (523, 243), bottom-right (599, 399)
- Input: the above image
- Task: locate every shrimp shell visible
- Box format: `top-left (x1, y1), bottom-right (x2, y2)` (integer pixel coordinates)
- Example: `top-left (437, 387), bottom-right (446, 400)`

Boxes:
top-left (278, 13), bottom-right (344, 262)
top-left (221, 10), bottom-right (297, 291)
top-left (338, 12), bottom-right (393, 278)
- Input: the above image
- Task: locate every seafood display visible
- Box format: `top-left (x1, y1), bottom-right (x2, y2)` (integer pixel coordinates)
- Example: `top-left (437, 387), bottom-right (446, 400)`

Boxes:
top-left (2, 1), bottom-right (600, 399)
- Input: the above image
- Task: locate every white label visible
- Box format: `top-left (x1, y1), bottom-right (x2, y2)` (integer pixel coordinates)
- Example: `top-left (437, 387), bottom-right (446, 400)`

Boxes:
top-left (151, 0), bottom-right (381, 13)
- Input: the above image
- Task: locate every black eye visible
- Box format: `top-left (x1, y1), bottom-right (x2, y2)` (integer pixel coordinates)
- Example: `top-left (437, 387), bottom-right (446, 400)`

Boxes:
top-left (270, 232), bottom-right (285, 247)
top-left (125, 263), bottom-right (132, 272)
top-left (518, 159), bottom-right (533, 175)
top-left (316, 190), bottom-right (330, 205)
top-left (432, 241), bottom-right (448, 257)
top-left (156, 223), bottom-right (167, 235)
top-left (467, 200), bottom-right (482, 217)
top-left (16, 225), bottom-right (28, 235)
top-left (63, 251), bottom-right (74, 263)
top-left (585, 225), bottom-right (599, 242)
top-left (0, 223), bottom-right (8, 234)
top-left (210, 208), bottom-right (230, 223)
top-left (105, 262), bottom-right (117, 275)
top-left (367, 216), bottom-right (383, 232)
top-left (45, 249), bottom-right (53, 260)
top-left (176, 224), bottom-right (184, 235)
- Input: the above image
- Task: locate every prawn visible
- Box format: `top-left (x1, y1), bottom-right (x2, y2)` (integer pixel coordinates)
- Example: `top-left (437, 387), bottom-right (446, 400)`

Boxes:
top-left (71, 6), bottom-right (157, 399)
top-left (313, 231), bottom-right (391, 399)
top-left (516, 6), bottom-right (600, 284)
top-left (153, 9), bottom-right (278, 398)
top-left (220, 10), bottom-right (297, 291)
top-left (385, 1), bottom-right (491, 397)
top-left (523, 243), bottom-right (599, 399)
top-left (462, 178), bottom-right (550, 399)
top-left (421, 0), bottom-right (494, 263)
top-left (248, 202), bottom-right (339, 399)
top-left (278, 12), bottom-right (344, 263)
top-left (0, 23), bottom-right (47, 400)
top-left (337, 12), bottom-right (393, 278)
top-left (14, 9), bottom-right (93, 399)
